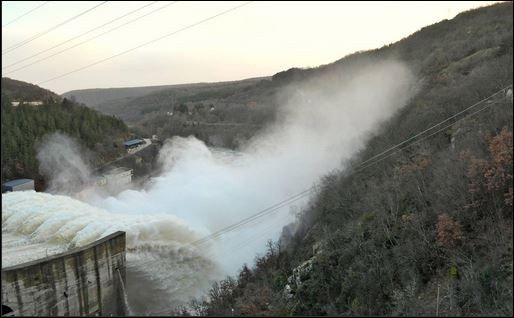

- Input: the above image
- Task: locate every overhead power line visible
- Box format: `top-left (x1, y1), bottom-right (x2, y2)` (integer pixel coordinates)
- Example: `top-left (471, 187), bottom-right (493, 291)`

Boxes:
top-left (35, 1), bottom-right (253, 86)
top-left (186, 85), bottom-right (512, 247)
top-left (112, 85), bottom-right (513, 292)
top-left (101, 85), bottom-right (513, 318)
top-left (191, 187), bottom-right (315, 246)
top-left (355, 88), bottom-right (512, 173)
top-left (133, 84), bottom-right (510, 310)
top-left (2, 1), bottom-right (108, 55)
top-left (2, 1), bottom-right (50, 28)
top-left (2, 1), bottom-right (160, 71)
top-left (357, 86), bottom-right (512, 168)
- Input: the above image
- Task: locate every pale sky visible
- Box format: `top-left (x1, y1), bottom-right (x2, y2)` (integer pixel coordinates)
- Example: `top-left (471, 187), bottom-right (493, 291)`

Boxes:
top-left (1, 1), bottom-right (500, 94)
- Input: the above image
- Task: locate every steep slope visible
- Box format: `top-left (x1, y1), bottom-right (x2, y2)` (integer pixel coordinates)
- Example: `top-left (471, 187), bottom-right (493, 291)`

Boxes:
top-left (190, 2), bottom-right (513, 316)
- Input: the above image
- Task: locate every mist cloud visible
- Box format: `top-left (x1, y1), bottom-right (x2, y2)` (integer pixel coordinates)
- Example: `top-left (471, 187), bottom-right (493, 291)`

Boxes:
top-left (5, 59), bottom-right (418, 313)
top-left (87, 59), bottom-right (418, 273)
top-left (36, 132), bottom-right (93, 194)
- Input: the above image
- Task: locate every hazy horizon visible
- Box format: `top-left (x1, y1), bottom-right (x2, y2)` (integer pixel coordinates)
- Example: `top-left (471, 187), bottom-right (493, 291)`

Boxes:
top-left (1, 1), bottom-right (500, 94)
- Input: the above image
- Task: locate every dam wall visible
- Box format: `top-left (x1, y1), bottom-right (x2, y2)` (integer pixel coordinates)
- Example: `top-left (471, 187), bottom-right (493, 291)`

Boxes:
top-left (1, 231), bottom-right (126, 316)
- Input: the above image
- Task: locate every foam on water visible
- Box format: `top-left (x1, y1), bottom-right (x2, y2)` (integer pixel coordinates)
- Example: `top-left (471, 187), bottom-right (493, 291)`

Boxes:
top-left (2, 191), bottom-right (222, 314)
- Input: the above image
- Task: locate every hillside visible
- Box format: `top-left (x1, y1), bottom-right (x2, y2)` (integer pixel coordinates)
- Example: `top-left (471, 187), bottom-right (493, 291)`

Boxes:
top-left (1, 79), bottom-right (130, 190)
top-left (2, 77), bottom-right (60, 103)
top-left (182, 2), bottom-right (513, 316)
top-left (63, 84), bottom-right (178, 108)
top-left (62, 77), bottom-right (269, 122)
top-left (63, 76), bottom-right (274, 149)
top-left (61, 3), bottom-right (514, 155)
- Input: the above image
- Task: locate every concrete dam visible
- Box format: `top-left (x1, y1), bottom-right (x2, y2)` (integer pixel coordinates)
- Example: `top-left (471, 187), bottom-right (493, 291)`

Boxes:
top-left (1, 191), bottom-right (223, 315)
top-left (1, 231), bottom-right (127, 316)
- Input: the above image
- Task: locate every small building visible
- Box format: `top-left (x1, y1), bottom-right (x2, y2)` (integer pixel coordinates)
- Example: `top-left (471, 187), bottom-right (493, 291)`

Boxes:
top-left (103, 167), bottom-right (132, 187)
top-left (2, 179), bottom-right (35, 193)
top-left (10, 101), bottom-right (20, 107)
top-left (123, 139), bottom-right (145, 150)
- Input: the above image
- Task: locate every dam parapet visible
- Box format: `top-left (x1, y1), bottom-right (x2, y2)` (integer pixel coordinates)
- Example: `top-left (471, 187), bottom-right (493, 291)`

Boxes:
top-left (1, 231), bottom-right (126, 316)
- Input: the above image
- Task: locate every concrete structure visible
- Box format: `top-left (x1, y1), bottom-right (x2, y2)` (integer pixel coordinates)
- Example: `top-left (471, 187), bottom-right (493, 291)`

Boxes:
top-left (2, 179), bottom-right (34, 193)
top-left (1, 232), bottom-right (127, 316)
top-left (104, 167), bottom-right (133, 187)
top-left (124, 139), bottom-right (145, 150)
top-left (126, 138), bottom-right (151, 155)
top-left (92, 175), bottom-right (107, 187)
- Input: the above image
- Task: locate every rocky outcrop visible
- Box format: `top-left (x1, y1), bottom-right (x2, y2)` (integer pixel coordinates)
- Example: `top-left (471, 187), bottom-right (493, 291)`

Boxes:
top-left (283, 240), bottom-right (325, 300)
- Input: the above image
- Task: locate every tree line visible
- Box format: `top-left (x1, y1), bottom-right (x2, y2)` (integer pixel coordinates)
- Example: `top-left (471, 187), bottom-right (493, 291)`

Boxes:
top-left (1, 95), bottom-right (129, 189)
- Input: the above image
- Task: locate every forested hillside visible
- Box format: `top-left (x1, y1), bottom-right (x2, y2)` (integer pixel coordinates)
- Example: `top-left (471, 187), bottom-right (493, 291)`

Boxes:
top-left (186, 2), bottom-right (513, 316)
top-left (63, 77), bottom-right (269, 123)
top-left (64, 76), bottom-right (274, 149)
top-left (1, 77), bottom-right (59, 102)
top-left (1, 78), bottom-right (130, 189)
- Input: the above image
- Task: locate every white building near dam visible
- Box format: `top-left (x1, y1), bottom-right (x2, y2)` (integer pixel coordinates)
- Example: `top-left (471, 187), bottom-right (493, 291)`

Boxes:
top-left (103, 167), bottom-right (133, 187)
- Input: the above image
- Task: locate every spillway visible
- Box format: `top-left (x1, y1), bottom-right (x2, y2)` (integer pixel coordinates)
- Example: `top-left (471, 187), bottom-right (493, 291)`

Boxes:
top-left (2, 191), bottom-right (222, 315)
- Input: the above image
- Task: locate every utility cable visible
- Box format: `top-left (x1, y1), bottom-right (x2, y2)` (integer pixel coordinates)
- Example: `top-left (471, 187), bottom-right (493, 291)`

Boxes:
top-left (185, 85), bottom-right (512, 247)
top-left (357, 86), bottom-right (512, 168)
top-left (35, 1), bottom-right (253, 85)
top-left (355, 96), bottom-right (509, 173)
top-left (2, 1), bottom-right (50, 28)
top-left (2, 1), bottom-right (159, 71)
top-left (190, 187), bottom-right (314, 246)
top-left (2, 1), bottom-right (108, 55)
top-left (2, 1), bottom-right (178, 75)
top-left (91, 85), bottom-right (513, 317)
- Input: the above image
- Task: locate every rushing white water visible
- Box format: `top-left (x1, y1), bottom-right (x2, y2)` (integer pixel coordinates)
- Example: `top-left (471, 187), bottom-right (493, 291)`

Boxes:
top-left (2, 232), bottom-right (68, 268)
top-left (2, 60), bottom-right (418, 314)
top-left (2, 190), bottom-right (221, 314)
